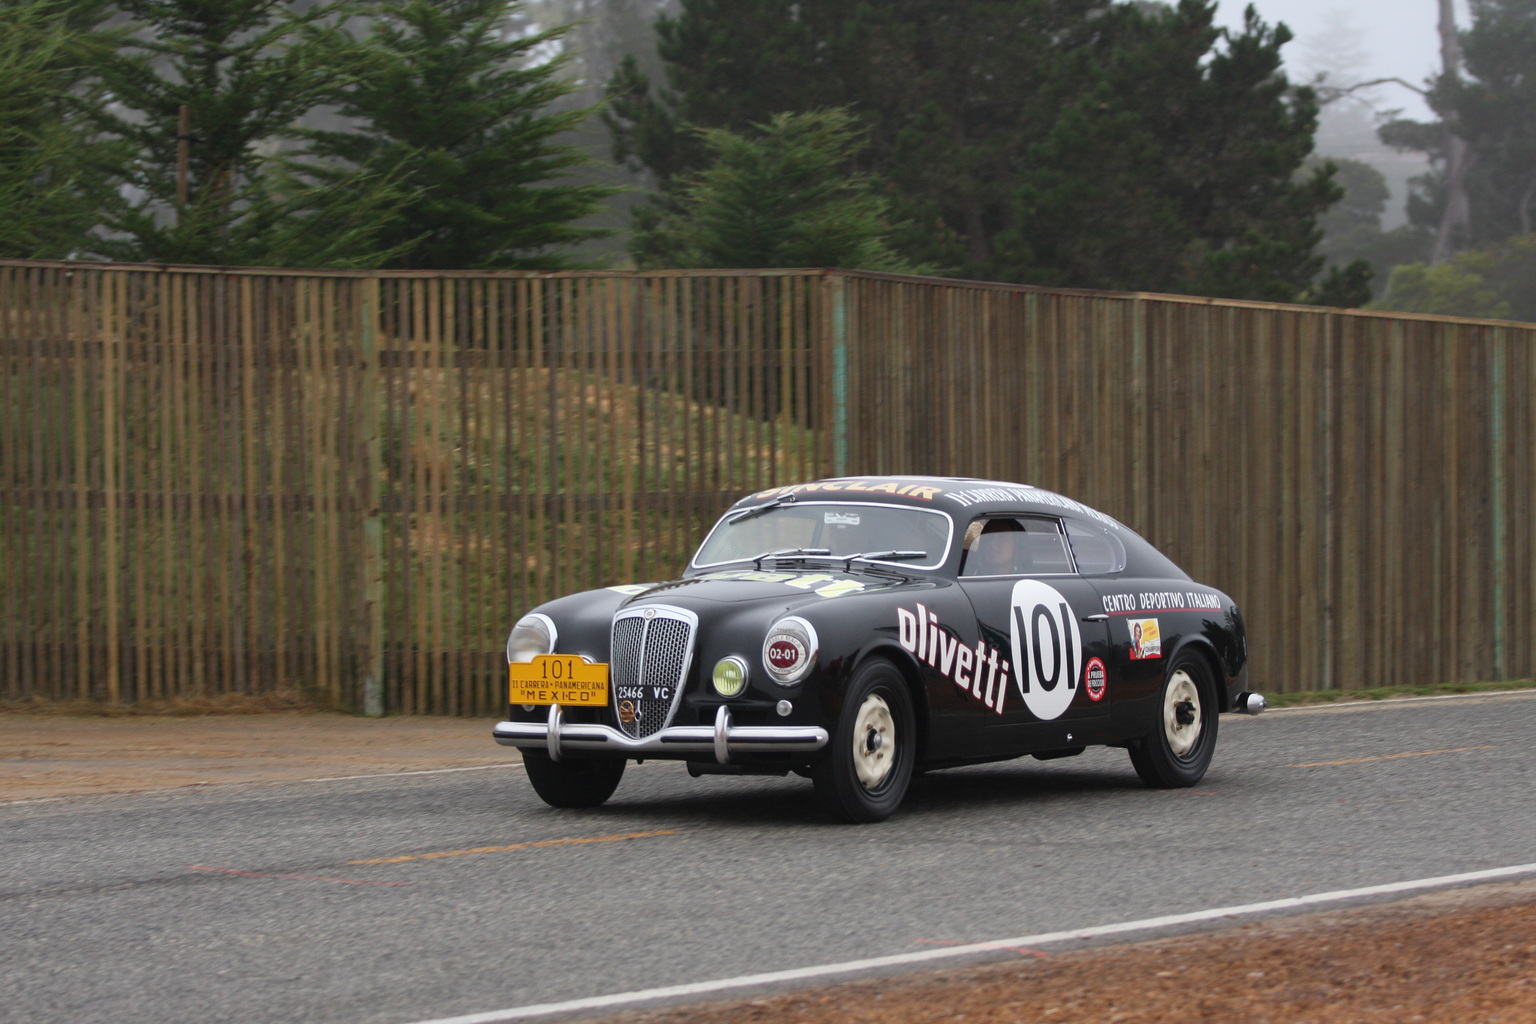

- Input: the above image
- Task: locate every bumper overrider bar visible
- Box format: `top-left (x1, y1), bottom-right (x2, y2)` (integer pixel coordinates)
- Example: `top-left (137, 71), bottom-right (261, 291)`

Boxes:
top-left (493, 705), bottom-right (830, 764)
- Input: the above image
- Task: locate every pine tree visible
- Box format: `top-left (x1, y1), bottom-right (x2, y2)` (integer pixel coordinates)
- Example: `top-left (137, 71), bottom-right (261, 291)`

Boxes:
top-left (634, 108), bottom-right (918, 272)
top-left (607, 0), bottom-right (1345, 303)
top-left (305, 0), bottom-right (617, 270)
top-left (87, 0), bottom-right (401, 267)
top-left (1380, 0), bottom-right (1536, 250)
top-left (999, 2), bottom-right (1342, 302)
top-left (0, 1), bottom-right (123, 259)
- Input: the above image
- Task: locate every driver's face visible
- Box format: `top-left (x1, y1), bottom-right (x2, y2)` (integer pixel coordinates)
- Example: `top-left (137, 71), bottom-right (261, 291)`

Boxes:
top-left (982, 530), bottom-right (1017, 571)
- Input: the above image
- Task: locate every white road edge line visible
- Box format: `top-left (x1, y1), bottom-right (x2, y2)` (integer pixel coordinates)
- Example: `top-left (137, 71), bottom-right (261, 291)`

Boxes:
top-left (1264, 688), bottom-right (1536, 713)
top-left (395, 862), bottom-right (1536, 1024)
top-left (301, 763), bottom-right (523, 783)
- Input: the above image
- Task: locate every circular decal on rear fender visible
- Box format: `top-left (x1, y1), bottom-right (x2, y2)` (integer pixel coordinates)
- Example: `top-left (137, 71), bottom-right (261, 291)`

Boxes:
top-left (1084, 657), bottom-right (1107, 701)
top-left (1009, 579), bottom-right (1083, 721)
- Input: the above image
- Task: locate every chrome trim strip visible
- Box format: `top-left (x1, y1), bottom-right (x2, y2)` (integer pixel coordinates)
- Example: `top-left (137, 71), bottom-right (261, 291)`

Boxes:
top-left (493, 719), bottom-right (829, 756)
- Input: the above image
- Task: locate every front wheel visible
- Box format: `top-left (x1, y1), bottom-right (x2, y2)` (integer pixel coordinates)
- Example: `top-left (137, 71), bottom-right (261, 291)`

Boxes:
top-left (522, 752), bottom-right (626, 808)
top-left (1128, 651), bottom-right (1218, 788)
top-left (811, 658), bottom-right (916, 823)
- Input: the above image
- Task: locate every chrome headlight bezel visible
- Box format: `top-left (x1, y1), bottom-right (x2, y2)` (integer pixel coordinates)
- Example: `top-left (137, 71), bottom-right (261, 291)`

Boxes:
top-left (506, 613), bottom-right (557, 664)
top-left (762, 616), bottom-right (818, 686)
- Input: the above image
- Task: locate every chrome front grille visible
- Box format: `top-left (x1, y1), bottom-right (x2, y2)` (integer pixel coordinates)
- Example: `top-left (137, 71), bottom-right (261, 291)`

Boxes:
top-left (610, 606), bottom-right (696, 739)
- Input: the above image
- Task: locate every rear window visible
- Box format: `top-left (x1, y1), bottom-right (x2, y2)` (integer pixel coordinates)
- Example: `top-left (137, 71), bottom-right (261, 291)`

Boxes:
top-left (1065, 518), bottom-right (1127, 575)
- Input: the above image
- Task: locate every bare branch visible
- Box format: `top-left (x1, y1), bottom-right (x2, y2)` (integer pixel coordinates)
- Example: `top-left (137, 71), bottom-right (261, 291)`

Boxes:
top-left (1316, 76), bottom-right (1429, 101)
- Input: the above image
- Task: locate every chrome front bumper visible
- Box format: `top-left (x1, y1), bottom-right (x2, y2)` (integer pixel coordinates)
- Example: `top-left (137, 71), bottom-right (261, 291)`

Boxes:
top-left (493, 705), bottom-right (830, 764)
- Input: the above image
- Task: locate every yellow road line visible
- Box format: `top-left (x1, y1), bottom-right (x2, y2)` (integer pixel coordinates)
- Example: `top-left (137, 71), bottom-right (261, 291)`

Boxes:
top-left (1288, 745), bottom-right (1496, 768)
top-left (347, 829), bottom-right (679, 865)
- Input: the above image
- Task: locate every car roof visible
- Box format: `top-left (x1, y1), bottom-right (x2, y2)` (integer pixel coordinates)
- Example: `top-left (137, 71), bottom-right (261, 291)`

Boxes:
top-left (721, 477), bottom-right (1189, 580)
top-left (731, 476), bottom-right (1126, 530)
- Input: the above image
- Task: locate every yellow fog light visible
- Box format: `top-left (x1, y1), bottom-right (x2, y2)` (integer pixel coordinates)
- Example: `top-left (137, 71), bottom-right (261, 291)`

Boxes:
top-left (712, 656), bottom-right (748, 697)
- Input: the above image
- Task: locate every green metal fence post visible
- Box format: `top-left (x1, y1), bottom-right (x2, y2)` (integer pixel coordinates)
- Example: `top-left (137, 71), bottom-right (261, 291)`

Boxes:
top-left (829, 273), bottom-right (849, 477)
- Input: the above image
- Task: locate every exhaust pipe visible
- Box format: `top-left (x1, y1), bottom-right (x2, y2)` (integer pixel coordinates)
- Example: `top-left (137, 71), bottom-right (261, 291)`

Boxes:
top-left (1235, 691), bottom-right (1267, 715)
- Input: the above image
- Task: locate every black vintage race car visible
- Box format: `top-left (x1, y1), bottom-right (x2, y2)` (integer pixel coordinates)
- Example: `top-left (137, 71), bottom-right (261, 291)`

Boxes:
top-left (495, 476), bottom-right (1264, 822)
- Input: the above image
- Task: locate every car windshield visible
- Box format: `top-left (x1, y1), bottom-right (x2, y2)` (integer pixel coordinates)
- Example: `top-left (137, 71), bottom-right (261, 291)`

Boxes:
top-left (692, 502), bottom-right (953, 570)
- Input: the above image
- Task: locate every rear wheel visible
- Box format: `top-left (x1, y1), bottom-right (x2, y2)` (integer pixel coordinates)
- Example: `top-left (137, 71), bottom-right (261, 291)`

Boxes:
top-left (1128, 650), bottom-right (1218, 788)
top-left (812, 658), bottom-right (915, 823)
top-left (522, 752), bottom-right (626, 808)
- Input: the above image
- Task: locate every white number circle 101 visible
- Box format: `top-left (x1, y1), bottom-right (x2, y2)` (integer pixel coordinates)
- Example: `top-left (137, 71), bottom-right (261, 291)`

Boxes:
top-left (1009, 579), bottom-right (1082, 722)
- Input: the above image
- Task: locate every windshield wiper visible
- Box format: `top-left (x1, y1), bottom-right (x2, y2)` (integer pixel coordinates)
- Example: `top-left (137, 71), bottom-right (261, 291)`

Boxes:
top-left (726, 492), bottom-right (796, 523)
top-left (751, 547), bottom-right (832, 569)
top-left (843, 550), bottom-right (927, 569)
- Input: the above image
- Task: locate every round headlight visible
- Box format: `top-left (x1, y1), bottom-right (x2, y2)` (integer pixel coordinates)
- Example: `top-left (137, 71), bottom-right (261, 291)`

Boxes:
top-left (506, 613), bottom-right (556, 663)
top-left (763, 616), bottom-right (818, 685)
top-left (712, 656), bottom-right (748, 697)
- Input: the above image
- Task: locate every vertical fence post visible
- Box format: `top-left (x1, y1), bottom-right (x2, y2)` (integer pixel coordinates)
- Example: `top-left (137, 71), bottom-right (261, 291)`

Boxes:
top-left (828, 272), bottom-right (849, 477)
top-left (1131, 296), bottom-right (1147, 526)
top-left (360, 276), bottom-right (384, 716)
top-left (1320, 312), bottom-right (1336, 692)
top-left (1491, 326), bottom-right (1507, 681)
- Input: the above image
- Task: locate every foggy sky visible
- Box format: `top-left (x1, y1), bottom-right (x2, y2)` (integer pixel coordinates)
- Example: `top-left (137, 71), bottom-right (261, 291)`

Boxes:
top-left (1214, 0), bottom-right (1471, 120)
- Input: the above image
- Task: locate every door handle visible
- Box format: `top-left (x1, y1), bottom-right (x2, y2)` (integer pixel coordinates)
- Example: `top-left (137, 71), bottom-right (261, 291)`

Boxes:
top-left (1081, 613), bottom-right (1108, 622)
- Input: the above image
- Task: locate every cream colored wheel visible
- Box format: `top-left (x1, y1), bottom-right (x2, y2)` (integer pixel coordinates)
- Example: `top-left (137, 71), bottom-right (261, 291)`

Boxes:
top-left (812, 659), bottom-right (915, 822)
top-left (1129, 651), bottom-right (1218, 788)
top-left (851, 694), bottom-right (896, 789)
top-left (1163, 669), bottom-right (1202, 757)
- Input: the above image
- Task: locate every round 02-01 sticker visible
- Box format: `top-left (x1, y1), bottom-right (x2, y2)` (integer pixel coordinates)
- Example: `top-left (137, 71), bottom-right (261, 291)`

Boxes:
top-left (1009, 579), bottom-right (1083, 721)
top-left (765, 634), bottom-right (806, 674)
top-left (1084, 657), bottom-right (1107, 701)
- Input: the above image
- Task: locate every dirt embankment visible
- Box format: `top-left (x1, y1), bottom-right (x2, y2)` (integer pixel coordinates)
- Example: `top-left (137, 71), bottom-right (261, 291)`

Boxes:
top-left (611, 881), bottom-right (1536, 1024)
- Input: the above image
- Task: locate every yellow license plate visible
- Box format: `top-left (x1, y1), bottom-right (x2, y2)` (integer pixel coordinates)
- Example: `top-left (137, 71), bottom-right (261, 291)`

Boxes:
top-left (509, 655), bottom-right (609, 706)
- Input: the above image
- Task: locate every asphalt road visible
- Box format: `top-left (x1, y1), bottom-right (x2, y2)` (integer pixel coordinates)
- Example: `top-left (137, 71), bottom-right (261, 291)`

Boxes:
top-left (4, 691), bottom-right (1534, 1024)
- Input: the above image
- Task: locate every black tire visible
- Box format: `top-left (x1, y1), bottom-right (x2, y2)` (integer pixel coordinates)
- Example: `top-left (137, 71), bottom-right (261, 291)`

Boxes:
top-left (811, 658), bottom-right (916, 823)
top-left (522, 752), bottom-right (626, 808)
top-left (1128, 650), bottom-right (1219, 788)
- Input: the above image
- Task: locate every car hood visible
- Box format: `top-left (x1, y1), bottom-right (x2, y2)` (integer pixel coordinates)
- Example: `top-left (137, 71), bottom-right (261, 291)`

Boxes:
top-left (619, 566), bottom-right (908, 611)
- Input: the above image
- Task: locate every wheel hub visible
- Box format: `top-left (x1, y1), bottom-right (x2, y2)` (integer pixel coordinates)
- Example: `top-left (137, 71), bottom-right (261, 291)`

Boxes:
top-left (1163, 670), bottom-right (1202, 757)
top-left (852, 694), bottom-right (895, 789)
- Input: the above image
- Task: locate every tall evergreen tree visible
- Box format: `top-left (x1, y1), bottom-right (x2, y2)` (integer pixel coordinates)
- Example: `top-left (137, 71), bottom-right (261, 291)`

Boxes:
top-left (634, 108), bottom-right (918, 271)
top-left (0, 1), bottom-right (123, 258)
top-left (1380, 0), bottom-right (1536, 250)
top-left (999, 3), bottom-right (1342, 302)
top-left (305, 0), bottom-right (617, 270)
top-left (608, 0), bottom-right (1347, 303)
top-left (87, 0), bottom-right (401, 267)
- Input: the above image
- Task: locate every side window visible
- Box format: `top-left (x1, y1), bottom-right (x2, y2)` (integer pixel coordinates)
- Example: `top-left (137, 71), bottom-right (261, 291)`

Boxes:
top-left (961, 516), bottom-right (1074, 576)
top-left (1064, 518), bottom-right (1127, 575)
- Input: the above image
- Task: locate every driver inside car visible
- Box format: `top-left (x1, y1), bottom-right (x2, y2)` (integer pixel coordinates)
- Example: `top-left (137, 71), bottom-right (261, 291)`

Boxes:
top-left (965, 518), bottom-right (1025, 576)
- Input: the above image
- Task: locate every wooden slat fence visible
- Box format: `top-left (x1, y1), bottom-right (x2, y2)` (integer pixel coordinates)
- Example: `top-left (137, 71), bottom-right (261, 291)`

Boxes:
top-left (1, 260), bottom-right (1531, 713)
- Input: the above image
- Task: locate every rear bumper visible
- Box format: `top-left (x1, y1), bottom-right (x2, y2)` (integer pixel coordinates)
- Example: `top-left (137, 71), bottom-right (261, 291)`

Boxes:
top-left (493, 705), bottom-right (829, 764)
